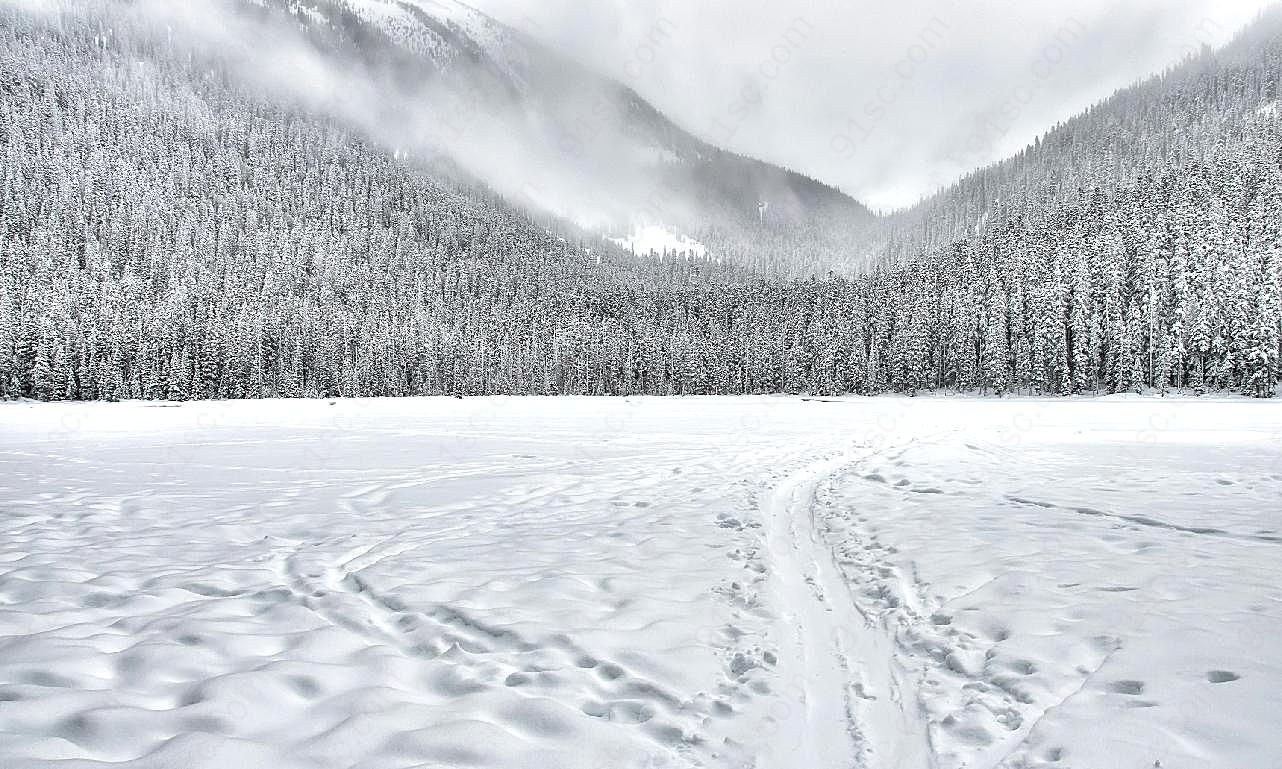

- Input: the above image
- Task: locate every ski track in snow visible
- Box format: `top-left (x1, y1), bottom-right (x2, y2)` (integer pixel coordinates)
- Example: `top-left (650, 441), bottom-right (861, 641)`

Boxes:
top-left (758, 444), bottom-right (934, 769)
top-left (1, 396), bottom-right (1280, 769)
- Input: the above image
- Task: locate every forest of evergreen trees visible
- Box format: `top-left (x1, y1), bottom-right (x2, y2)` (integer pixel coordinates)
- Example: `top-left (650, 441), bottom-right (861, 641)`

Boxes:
top-left (1, 4), bottom-right (1279, 401)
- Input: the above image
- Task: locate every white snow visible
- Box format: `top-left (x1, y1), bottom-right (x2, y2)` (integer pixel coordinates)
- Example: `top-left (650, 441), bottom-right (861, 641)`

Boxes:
top-left (609, 225), bottom-right (707, 259)
top-left (0, 396), bottom-right (1279, 769)
top-left (338, 0), bottom-right (516, 73)
top-left (287, 1), bottom-right (329, 26)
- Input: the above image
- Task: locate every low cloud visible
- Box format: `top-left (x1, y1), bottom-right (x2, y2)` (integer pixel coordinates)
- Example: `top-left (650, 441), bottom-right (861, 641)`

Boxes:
top-left (474, 0), bottom-right (1277, 210)
top-left (16, 0), bottom-right (698, 232)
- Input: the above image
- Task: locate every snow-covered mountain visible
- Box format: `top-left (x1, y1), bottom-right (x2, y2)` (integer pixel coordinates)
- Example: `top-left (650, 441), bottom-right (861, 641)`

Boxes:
top-left (244, 0), bottom-right (875, 275)
top-left (0, 0), bottom-right (1279, 404)
top-left (876, 7), bottom-right (1282, 265)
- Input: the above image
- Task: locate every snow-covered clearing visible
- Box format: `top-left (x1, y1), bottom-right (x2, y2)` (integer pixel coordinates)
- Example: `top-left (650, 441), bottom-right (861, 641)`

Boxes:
top-left (0, 396), bottom-right (1278, 769)
top-left (608, 225), bottom-right (708, 259)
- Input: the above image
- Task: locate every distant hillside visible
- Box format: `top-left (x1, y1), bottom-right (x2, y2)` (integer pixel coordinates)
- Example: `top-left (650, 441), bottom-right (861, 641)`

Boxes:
top-left (246, 0), bottom-right (877, 276)
top-left (876, 6), bottom-right (1282, 266)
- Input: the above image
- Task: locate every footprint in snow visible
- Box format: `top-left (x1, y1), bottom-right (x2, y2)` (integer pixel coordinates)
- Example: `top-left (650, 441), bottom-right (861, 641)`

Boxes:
top-left (1106, 680), bottom-right (1145, 695)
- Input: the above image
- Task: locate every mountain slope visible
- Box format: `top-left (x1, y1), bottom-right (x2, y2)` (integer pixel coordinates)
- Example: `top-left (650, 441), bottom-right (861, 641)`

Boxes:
top-left (247, 0), bottom-right (877, 276)
top-left (878, 6), bottom-right (1282, 265)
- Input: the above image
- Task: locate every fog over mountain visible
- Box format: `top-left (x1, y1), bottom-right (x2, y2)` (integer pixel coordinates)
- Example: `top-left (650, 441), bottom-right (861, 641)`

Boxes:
top-left (474, 0), bottom-right (1277, 209)
top-left (13, 0), bottom-right (1272, 268)
top-left (121, 0), bottom-right (876, 272)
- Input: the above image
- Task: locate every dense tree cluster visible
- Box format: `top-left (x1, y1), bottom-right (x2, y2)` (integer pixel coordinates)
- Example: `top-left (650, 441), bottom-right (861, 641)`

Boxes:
top-left (1, 5), bottom-right (1278, 401)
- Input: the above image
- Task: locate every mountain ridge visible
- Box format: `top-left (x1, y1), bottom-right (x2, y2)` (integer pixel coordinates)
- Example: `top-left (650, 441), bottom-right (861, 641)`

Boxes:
top-left (259, 0), bottom-right (877, 275)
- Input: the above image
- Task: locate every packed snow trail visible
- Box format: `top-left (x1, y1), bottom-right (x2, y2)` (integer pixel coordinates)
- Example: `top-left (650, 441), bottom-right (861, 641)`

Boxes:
top-left (758, 448), bottom-right (933, 769)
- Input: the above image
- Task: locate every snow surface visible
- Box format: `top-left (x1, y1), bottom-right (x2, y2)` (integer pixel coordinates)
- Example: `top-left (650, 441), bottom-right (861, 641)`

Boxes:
top-left (609, 225), bottom-right (708, 259)
top-left (0, 396), bottom-right (1279, 769)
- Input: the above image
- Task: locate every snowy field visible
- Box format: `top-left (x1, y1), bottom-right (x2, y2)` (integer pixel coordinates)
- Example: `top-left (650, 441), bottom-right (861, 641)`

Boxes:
top-left (0, 396), bottom-right (1279, 769)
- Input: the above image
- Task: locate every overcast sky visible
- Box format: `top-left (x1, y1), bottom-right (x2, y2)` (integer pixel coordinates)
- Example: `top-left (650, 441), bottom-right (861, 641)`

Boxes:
top-left (471, 0), bottom-right (1276, 211)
